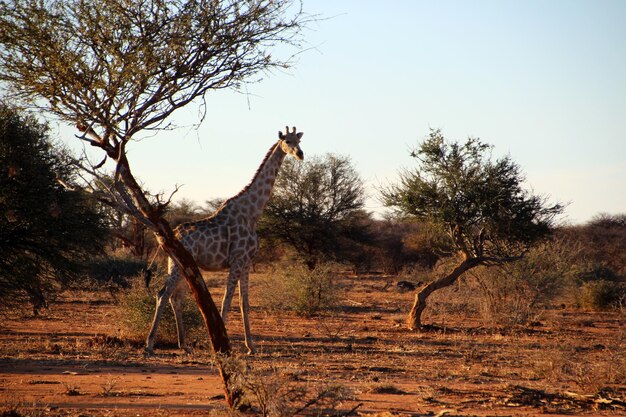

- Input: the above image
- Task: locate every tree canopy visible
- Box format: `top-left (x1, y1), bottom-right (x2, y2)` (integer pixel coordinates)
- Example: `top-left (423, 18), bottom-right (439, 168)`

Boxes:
top-left (0, 0), bottom-right (306, 136)
top-left (260, 153), bottom-right (368, 269)
top-left (382, 129), bottom-right (563, 328)
top-left (0, 103), bottom-right (108, 313)
top-left (382, 129), bottom-right (563, 263)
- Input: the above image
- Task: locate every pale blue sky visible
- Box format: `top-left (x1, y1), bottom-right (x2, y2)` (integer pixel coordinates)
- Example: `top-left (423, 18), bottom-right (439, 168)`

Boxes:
top-left (64, 0), bottom-right (626, 224)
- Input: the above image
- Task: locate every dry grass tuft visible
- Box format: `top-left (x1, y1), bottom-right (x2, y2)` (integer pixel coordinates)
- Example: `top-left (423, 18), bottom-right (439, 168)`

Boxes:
top-left (115, 274), bottom-right (206, 348)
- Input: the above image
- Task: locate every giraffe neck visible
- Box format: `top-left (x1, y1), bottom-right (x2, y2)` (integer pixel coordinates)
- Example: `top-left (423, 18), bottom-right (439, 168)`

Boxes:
top-left (226, 141), bottom-right (286, 226)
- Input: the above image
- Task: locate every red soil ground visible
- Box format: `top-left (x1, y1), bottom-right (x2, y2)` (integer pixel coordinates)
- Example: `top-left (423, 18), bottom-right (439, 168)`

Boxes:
top-left (1, 273), bottom-right (624, 416)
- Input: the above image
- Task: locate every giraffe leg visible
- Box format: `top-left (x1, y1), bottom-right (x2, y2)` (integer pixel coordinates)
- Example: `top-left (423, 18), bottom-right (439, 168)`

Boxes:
top-left (145, 267), bottom-right (179, 354)
top-left (220, 264), bottom-right (242, 325)
top-left (169, 287), bottom-right (192, 353)
top-left (238, 269), bottom-right (255, 355)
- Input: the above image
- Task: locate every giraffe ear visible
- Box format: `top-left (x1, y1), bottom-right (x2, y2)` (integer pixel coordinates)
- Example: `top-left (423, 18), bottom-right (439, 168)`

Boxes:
top-left (296, 132), bottom-right (303, 140)
top-left (278, 131), bottom-right (285, 139)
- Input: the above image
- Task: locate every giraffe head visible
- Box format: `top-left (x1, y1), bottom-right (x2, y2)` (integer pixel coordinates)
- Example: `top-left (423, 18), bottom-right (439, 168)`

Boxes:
top-left (278, 126), bottom-right (304, 160)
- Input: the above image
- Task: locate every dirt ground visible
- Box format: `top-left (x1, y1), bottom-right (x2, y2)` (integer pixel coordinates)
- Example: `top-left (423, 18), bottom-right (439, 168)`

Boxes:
top-left (1, 272), bottom-right (624, 416)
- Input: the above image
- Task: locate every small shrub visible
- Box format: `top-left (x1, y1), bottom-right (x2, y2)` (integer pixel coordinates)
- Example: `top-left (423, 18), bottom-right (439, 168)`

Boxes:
top-left (83, 254), bottom-right (147, 288)
top-left (257, 262), bottom-right (340, 316)
top-left (473, 239), bottom-right (581, 326)
top-left (219, 355), bottom-right (353, 417)
top-left (368, 384), bottom-right (406, 395)
top-left (578, 280), bottom-right (626, 311)
top-left (474, 268), bottom-right (544, 326)
top-left (99, 377), bottom-right (120, 397)
top-left (575, 264), bottom-right (620, 283)
top-left (395, 263), bottom-right (430, 286)
top-left (116, 273), bottom-right (205, 347)
top-left (62, 383), bottom-right (81, 396)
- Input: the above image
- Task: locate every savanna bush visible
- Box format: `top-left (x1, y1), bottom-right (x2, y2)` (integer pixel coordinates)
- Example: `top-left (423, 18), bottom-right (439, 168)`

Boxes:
top-left (473, 267), bottom-right (545, 326)
top-left (473, 239), bottom-right (580, 326)
top-left (219, 354), bottom-right (353, 417)
top-left (577, 280), bottom-right (626, 311)
top-left (116, 273), bottom-right (205, 347)
top-left (569, 259), bottom-right (626, 311)
top-left (256, 262), bottom-right (340, 316)
top-left (83, 253), bottom-right (146, 288)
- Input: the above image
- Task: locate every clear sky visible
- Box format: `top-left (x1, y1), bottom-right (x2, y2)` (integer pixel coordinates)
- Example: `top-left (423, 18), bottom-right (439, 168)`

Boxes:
top-left (63, 0), bottom-right (626, 224)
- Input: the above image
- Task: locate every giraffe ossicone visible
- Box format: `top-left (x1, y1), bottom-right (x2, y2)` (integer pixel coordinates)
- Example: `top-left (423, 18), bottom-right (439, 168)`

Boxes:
top-left (145, 127), bottom-right (304, 355)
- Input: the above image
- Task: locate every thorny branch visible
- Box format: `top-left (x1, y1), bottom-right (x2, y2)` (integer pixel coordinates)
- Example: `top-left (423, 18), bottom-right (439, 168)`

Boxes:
top-left (67, 153), bottom-right (154, 229)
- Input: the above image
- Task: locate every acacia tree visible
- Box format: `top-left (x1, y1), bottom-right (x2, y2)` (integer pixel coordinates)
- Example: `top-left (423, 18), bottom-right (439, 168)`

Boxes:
top-left (0, 0), bottom-right (307, 408)
top-left (260, 153), bottom-right (367, 269)
top-left (0, 103), bottom-right (108, 314)
top-left (381, 129), bottom-right (563, 330)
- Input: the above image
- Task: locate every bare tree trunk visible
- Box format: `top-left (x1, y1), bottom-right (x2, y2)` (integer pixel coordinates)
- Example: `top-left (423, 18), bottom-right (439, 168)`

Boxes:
top-left (406, 257), bottom-right (481, 330)
top-left (114, 154), bottom-right (242, 408)
top-left (157, 235), bottom-right (241, 408)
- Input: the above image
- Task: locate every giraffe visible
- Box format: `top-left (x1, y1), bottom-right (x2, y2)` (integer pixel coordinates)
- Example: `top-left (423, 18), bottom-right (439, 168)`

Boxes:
top-left (145, 126), bottom-right (304, 355)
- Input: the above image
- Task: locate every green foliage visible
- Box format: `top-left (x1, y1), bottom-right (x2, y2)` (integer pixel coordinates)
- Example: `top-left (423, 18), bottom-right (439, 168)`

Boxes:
top-left (260, 153), bottom-right (369, 269)
top-left (0, 0), bottom-right (305, 136)
top-left (0, 104), bottom-right (108, 312)
top-left (381, 129), bottom-right (563, 261)
top-left (84, 254), bottom-right (147, 288)
top-left (257, 262), bottom-right (340, 316)
top-left (117, 274), bottom-right (205, 347)
top-left (382, 130), bottom-right (563, 327)
top-left (577, 280), bottom-right (626, 311)
top-left (575, 263), bottom-right (620, 283)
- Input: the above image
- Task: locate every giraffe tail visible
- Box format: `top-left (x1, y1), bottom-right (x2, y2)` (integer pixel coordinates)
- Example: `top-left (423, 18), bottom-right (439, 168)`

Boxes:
top-left (143, 246), bottom-right (163, 291)
top-left (143, 268), bottom-right (153, 289)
